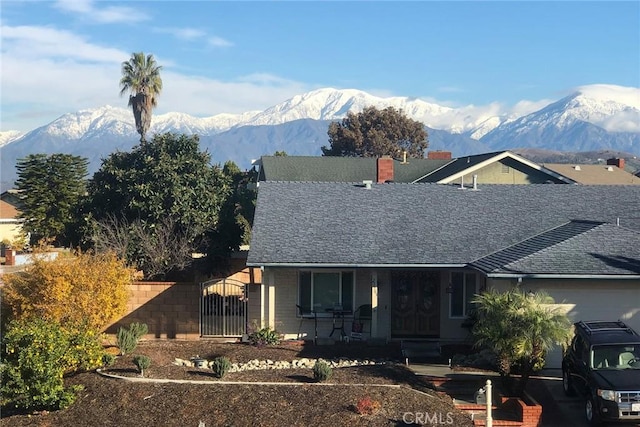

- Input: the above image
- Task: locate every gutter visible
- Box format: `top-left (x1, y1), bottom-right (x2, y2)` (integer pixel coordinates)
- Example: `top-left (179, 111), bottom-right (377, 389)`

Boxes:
top-left (483, 273), bottom-right (640, 280)
top-left (246, 262), bottom-right (467, 269)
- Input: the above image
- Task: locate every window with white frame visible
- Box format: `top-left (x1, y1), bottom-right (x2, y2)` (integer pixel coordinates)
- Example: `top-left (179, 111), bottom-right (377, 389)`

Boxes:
top-left (449, 272), bottom-right (477, 318)
top-left (299, 271), bottom-right (354, 315)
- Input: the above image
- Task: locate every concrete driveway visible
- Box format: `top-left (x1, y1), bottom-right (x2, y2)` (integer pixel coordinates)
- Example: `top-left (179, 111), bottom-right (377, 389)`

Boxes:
top-left (530, 369), bottom-right (640, 427)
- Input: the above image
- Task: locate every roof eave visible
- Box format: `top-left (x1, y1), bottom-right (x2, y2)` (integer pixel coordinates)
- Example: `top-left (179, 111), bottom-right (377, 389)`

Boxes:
top-left (246, 262), bottom-right (467, 269)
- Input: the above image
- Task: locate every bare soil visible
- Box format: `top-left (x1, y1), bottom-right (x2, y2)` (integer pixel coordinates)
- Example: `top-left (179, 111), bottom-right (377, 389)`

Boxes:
top-left (0, 340), bottom-right (476, 427)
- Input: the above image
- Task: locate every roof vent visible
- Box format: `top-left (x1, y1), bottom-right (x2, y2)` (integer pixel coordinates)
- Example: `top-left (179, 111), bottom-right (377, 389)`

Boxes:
top-left (363, 180), bottom-right (373, 190)
top-left (607, 166), bottom-right (614, 172)
top-left (573, 165), bottom-right (581, 171)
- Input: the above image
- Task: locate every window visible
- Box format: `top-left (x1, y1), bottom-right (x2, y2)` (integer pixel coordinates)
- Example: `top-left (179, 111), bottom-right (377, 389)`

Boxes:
top-left (299, 271), bottom-right (354, 315)
top-left (449, 272), bottom-right (477, 318)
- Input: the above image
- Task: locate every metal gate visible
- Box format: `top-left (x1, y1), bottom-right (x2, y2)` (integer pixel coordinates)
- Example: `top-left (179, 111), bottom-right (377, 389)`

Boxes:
top-left (200, 278), bottom-right (247, 337)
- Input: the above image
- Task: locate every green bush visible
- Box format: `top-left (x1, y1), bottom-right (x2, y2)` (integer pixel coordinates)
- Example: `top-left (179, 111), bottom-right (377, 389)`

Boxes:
top-left (0, 318), bottom-right (104, 411)
top-left (211, 356), bottom-right (231, 378)
top-left (133, 355), bottom-right (151, 376)
top-left (116, 322), bottom-right (148, 355)
top-left (101, 353), bottom-right (116, 367)
top-left (248, 326), bottom-right (281, 346)
top-left (312, 359), bottom-right (332, 382)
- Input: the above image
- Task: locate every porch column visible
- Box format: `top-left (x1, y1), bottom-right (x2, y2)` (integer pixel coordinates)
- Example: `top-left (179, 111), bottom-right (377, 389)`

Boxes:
top-left (267, 271), bottom-right (276, 329)
top-left (260, 268), bottom-right (266, 328)
top-left (371, 271), bottom-right (378, 337)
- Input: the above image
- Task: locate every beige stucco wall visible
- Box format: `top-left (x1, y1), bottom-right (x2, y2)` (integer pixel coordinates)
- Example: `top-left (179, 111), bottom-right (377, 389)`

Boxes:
top-left (0, 222), bottom-right (24, 245)
top-left (488, 277), bottom-right (640, 368)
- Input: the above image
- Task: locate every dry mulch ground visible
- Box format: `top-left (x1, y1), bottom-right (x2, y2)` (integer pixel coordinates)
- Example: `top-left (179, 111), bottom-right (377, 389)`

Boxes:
top-left (0, 340), bottom-right (476, 427)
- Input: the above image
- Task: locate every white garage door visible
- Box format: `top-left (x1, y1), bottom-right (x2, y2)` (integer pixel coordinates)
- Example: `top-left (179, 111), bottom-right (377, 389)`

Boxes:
top-left (543, 285), bottom-right (640, 369)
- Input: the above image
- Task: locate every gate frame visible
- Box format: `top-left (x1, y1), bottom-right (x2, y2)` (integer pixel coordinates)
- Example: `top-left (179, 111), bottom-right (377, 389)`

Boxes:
top-left (200, 278), bottom-right (248, 337)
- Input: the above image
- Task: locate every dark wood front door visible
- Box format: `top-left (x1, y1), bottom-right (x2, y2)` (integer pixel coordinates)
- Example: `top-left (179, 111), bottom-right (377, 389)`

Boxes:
top-left (391, 271), bottom-right (440, 337)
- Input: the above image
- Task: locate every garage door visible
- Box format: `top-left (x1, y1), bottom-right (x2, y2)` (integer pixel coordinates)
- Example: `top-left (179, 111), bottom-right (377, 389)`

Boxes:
top-left (543, 286), bottom-right (640, 369)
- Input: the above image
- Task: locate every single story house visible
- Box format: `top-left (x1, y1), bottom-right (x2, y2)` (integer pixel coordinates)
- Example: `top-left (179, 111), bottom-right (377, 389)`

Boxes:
top-left (247, 181), bottom-right (640, 367)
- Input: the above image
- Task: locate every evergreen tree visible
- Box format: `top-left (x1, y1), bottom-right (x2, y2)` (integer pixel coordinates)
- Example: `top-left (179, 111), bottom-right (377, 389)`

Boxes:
top-left (15, 154), bottom-right (88, 246)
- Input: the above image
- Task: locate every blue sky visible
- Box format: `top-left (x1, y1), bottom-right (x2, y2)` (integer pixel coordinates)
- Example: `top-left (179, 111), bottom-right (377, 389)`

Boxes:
top-left (1, 0), bottom-right (639, 132)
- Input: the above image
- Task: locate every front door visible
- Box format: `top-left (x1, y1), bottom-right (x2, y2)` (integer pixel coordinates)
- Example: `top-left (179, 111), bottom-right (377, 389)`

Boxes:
top-left (391, 271), bottom-right (440, 338)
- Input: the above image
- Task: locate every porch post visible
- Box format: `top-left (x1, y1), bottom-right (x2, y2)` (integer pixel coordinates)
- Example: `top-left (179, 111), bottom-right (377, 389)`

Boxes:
top-left (267, 271), bottom-right (276, 329)
top-left (260, 268), bottom-right (266, 328)
top-left (371, 271), bottom-right (378, 337)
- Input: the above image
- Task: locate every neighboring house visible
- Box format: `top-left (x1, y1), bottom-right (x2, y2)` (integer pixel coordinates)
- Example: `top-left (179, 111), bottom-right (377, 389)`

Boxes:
top-left (0, 190), bottom-right (25, 245)
top-left (415, 151), bottom-right (575, 185)
top-left (247, 181), bottom-right (640, 368)
top-left (542, 158), bottom-right (640, 185)
top-left (256, 152), bottom-right (452, 183)
top-left (255, 151), bottom-right (576, 186)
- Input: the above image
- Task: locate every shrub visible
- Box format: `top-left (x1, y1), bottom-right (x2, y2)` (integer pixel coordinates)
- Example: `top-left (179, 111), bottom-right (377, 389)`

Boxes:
top-left (101, 353), bottom-right (116, 367)
top-left (133, 355), bottom-right (151, 376)
top-left (211, 356), bottom-right (231, 378)
top-left (0, 318), bottom-right (103, 411)
top-left (116, 322), bottom-right (148, 355)
top-left (248, 325), bottom-right (281, 346)
top-left (312, 359), bottom-right (332, 382)
top-left (1, 250), bottom-right (133, 330)
top-left (355, 396), bottom-right (382, 415)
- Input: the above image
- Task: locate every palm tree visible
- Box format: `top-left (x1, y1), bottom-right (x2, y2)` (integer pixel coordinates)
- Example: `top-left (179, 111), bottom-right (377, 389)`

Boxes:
top-left (119, 52), bottom-right (163, 142)
top-left (472, 288), bottom-right (572, 395)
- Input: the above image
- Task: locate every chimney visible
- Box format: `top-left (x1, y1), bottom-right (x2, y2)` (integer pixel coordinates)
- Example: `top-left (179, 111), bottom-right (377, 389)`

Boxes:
top-left (427, 151), bottom-right (452, 160)
top-left (377, 156), bottom-right (394, 183)
top-left (607, 158), bottom-right (625, 170)
top-left (5, 248), bottom-right (16, 266)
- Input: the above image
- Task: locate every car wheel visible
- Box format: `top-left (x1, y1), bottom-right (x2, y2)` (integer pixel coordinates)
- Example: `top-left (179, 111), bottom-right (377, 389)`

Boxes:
top-left (562, 370), bottom-right (576, 396)
top-left (585, 395), bottom-right (602, 426)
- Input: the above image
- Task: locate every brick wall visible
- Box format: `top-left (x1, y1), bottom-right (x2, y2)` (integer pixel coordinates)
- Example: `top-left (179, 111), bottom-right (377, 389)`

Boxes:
top-left (104, 281), bottom-right (201, 340)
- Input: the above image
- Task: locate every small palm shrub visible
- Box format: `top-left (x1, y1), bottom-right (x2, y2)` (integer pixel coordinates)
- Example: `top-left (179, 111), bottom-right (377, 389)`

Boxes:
top-left (133, 355), bottom-right (151, 377)
top-left (312, 359), bottom-right (332, 382)
top-left (116, 322), bottom-right (148, 355)
top-left (211, 356), bottom-right (231, 378)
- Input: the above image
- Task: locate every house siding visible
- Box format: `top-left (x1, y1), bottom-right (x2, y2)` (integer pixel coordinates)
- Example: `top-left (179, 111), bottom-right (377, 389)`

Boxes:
top-left (488, 277), bottom-right (640, 368)
top-left (453, 159), bottom-right (561, 186)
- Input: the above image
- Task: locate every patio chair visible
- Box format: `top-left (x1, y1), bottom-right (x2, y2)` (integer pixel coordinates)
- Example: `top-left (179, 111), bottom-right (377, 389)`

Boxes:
top-left (296, 304), bottom-right (317, 343)
top-left (351, 304), bottom-right (372, 340)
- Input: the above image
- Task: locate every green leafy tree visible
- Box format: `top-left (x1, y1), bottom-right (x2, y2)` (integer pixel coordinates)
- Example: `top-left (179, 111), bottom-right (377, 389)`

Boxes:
top-left (120, 52), bottom-right (163, 142)
top-left (85, 133), bottom-right (230, 279)
top-left (204, 161), bottom-right (257, 274)
top-left (321, 106), bottom-right (428, 158)
top-left (15, 154), bottom-right (89, 246)
top-left (472, 288), bottom-right (572, 395)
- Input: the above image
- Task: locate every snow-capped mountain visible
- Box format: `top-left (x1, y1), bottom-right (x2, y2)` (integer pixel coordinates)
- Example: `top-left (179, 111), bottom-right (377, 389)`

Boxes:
top-left (1, 84), bottom-right (638, 190)
top-left (481, 85), bottom-right (640, 152)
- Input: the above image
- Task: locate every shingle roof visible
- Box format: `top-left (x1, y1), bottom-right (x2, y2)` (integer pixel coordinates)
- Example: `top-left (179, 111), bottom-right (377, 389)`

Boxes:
top-left (258, 156), bottom-right (450, 183)
top-left (542, 164), bottom-right (640, 185)
top-left (247, 182), bottom-right (640, 273)
top-left (470, 221), bottom-right (640, 276)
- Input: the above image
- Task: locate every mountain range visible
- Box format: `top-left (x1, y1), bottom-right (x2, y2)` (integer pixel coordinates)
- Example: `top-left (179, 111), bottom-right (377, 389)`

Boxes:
top-left (1, 84), bottom-right (639, 190)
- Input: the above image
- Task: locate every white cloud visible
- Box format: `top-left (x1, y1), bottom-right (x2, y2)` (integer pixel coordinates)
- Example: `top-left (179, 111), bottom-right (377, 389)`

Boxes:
top-left (54, 0), bottom-right (148, 24)
top-left (154, 27), bottom-right (207, 40)
top-left (208, 36), bottom-right (234, 48)
top-left (0, 24), bottom-right (310, 131)
top-left (1, 24), bottom-right (126, 62)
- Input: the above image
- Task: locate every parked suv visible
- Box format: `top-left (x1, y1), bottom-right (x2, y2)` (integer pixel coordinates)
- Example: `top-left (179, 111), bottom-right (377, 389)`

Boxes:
top-left (562, 320), bottom-right (640, 426)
